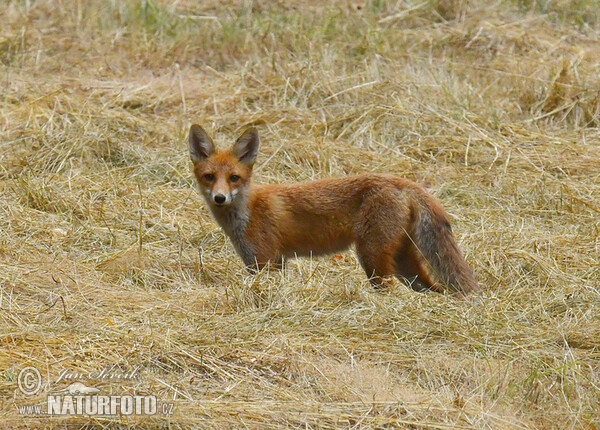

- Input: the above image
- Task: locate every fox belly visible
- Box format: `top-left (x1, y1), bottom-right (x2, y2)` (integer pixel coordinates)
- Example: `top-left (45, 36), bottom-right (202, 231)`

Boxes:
top-left (278, 219), bottom-right (355, 258)
top-left (242, 206), bottom-right (355, 262)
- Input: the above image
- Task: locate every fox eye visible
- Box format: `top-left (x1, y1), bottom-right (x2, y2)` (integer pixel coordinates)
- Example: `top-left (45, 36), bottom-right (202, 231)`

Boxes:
top-left (229, 175), bottom-right (240, 183)
top-left (203, 173), bottom-right (215, 182)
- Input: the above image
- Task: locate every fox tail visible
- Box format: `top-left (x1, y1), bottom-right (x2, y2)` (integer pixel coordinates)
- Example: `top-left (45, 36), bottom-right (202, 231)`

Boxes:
top-left (413, 198), bottom-right (480, 295)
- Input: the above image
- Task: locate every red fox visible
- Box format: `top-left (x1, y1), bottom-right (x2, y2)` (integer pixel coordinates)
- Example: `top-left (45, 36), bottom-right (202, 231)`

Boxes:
top-left (189, 124), bottom-right (480, 295)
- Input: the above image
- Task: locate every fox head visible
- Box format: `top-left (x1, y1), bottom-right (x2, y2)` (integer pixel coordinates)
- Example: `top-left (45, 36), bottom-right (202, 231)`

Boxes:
top-left (188, 124), bottom-right (259, 207)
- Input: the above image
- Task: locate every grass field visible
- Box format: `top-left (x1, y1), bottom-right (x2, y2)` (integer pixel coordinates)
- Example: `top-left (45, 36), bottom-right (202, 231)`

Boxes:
top-left (1, 0), bottom-right (599, 428)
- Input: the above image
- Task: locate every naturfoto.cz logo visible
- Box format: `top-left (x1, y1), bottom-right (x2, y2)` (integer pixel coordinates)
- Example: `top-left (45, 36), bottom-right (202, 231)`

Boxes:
top-left (17, 367), bottom-right (42, 396)
top-left (15, 365), bottom-right (174, 417)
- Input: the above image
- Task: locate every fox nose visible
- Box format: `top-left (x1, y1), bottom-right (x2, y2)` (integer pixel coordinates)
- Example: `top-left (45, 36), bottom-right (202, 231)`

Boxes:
top-left (213, 194), bottom-right (226, 204)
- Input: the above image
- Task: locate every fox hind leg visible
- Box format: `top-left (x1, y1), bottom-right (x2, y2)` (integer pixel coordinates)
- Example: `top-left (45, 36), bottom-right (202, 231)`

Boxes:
top-left (394, 243), bottom-right (442, 293)
top-left (355, 241), bottom-right (396, 289)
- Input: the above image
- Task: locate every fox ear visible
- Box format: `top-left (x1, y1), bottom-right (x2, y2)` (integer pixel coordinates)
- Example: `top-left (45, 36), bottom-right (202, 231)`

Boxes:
top-left (189, 124), bottom-right (215, 162)
top-left (233, 127), bottom-right (260, 165)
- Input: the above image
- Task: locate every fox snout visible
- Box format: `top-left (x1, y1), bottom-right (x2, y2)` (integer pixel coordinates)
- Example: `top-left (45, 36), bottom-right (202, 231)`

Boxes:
top-left (213, 193), bottom-right (227, 205)
top-left (204, 176), bottom-right (241, 206)
top-left (209, 190), bottom-right (235, 206)
top-left (199, 184), bottom-right (233, 206)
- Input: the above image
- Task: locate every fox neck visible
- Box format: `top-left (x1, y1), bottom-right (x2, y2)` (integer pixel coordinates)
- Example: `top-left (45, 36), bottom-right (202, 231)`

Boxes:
top-left (205, 187), bottom-right (255, 266)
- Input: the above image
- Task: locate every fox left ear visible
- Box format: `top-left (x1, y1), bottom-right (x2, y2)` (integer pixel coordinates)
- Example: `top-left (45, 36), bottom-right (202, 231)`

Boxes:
top-left (189, 124), bottom-right (215, 163)
top-left (233, 127), bottom-right (260, 165)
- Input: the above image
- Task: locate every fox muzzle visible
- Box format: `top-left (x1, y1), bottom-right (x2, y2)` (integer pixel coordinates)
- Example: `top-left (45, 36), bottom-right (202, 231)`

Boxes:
top-left (213, 193), bottom-right (227, 204)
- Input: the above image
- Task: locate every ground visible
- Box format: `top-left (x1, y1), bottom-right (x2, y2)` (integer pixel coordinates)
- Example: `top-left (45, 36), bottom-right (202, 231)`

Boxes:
top-left (1, 0), bottom-right (599, 428)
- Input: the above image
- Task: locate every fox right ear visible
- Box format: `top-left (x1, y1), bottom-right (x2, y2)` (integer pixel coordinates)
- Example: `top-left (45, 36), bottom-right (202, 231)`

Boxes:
top-left (233, 127), bottom-right (260, 166)
top-left (188, 124), bottom-right (215, 162)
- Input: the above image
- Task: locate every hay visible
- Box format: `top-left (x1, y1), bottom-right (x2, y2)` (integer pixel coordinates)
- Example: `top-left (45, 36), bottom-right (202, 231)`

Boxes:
top-left (1, 0), bottom-right (599, 428)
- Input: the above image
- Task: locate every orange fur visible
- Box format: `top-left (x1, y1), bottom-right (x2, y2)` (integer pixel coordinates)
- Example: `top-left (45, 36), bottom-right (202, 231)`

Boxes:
top-left (189, 125), bottom-right (480, 295)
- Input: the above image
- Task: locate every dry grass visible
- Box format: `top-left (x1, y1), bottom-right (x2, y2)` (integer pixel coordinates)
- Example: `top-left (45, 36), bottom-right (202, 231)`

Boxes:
top-left (1, 0), bottom-right (599, 428)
